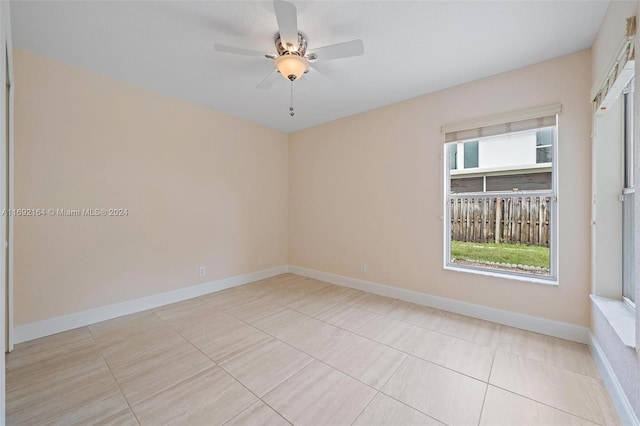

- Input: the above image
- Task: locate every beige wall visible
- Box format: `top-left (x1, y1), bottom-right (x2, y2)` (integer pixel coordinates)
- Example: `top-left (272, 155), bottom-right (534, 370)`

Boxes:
top-left (289, 50), bottom-right (592, 326)
top-left (14, 49), bottom-right (289, 326)
top-left (14, 48), bottom-right (595, 328)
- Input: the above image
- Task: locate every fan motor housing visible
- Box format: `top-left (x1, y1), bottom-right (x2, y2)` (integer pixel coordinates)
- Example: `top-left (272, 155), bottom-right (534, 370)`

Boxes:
top-left (275, 32), bottom-right (308, 57)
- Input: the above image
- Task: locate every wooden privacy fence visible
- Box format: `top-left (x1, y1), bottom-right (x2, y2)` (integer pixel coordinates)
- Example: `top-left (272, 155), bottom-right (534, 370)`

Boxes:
top-left (450, 196), bottom-right (551, 246)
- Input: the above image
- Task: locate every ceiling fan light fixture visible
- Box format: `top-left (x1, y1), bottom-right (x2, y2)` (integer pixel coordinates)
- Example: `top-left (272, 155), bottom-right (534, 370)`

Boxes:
top-left (275, 54), bottom-right (309, 81)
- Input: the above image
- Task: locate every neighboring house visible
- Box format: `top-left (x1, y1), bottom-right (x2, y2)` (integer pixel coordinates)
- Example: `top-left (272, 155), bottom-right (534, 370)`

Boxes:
top-left (449, 128), bottom-right (553, 194)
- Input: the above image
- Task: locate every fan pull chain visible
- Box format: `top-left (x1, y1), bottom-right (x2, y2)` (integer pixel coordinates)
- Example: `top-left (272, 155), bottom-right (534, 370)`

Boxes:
top-left (289, 81), bottom-right (295, 117)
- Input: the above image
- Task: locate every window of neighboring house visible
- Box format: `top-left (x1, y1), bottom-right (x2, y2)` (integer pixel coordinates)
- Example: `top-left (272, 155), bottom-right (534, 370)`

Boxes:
top-left (464, 140), bottom-right (479, 168)
top-left (449, 144), bottom-right (457, 170)
top-left (444, 108), bottom-right (558, 282)
top-left (622, 80), bottom-right (635, 307)
top-left (451, 176), bottom-right (483, 193)
top-left (486, 172), bottom-right (552, 192)
top-left (536, 129), bottom-right (553, 163)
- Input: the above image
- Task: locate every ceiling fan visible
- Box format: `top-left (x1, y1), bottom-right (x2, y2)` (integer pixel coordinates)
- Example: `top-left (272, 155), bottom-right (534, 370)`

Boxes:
top-left (214, 0), bottom-right (365, 90)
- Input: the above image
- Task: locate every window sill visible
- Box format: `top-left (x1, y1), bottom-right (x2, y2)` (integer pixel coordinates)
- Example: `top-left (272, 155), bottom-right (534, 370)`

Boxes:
top-left (444, 264), bottom-right (558, 286)
top-left (591, 295), bottom-right (636, 348)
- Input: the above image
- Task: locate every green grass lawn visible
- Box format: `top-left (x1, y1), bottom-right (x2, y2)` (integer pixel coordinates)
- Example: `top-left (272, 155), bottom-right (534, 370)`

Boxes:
top-left (451, 241), bottom-right (550, 269)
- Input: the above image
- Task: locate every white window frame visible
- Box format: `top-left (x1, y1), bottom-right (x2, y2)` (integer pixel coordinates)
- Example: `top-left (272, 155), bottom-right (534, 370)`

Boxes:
top-left (622, 80), bottom-right (635, 309)
top-left (442, 105), bottom-right (560, 285)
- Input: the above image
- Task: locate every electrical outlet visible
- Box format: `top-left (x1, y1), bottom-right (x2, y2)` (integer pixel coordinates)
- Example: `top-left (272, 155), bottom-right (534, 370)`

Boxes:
top-left (199, 266), bottom-right (206, 277)
top-left (258, 256), bottom-right (263, 266)
top-left (360, 263), bottom-right (367, 273)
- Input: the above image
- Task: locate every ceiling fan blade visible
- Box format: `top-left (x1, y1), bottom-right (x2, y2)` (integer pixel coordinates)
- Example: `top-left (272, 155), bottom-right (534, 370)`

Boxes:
top-left (308, 64), bottom-right (331, 85)
top-left (273, 0), bottom-right (299, 48)
top-left (309, 39), bottom-right (364, 61)
top-left (257, 69), bottom-right (281, 90)
top-left (214, 43), bottom-right (270, 58)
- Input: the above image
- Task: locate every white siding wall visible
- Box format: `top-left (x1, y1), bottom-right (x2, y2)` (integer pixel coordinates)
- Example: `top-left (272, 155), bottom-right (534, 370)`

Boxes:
top-left (455, 132), bottom-right (537, 170)
top-left (479, 133), bottom-right (536, 168)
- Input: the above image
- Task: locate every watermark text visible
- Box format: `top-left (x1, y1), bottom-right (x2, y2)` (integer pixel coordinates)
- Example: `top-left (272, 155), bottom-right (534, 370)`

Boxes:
top-left (1, 208), bottom-right (129, 217)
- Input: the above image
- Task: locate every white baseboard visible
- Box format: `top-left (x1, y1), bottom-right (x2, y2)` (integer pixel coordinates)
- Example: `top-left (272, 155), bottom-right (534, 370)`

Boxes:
top-left (13, 265), bottom-right (289, 344)
top-left (13, 264), bottom-right (591, 346)
top-left (289, 265), bottom-right (590, 344)
top-left (590, 333), bottom-right (640, 426)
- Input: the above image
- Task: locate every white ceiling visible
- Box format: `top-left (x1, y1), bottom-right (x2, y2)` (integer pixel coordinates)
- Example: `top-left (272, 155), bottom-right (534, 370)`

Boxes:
top-left (11, 1), bottom-right (609, 133)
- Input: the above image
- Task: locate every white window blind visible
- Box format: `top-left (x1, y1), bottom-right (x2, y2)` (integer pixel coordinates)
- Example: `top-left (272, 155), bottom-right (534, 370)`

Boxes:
top-left (592, 16), bottom-right (635, 113)
top-left (442, 104), bottom-right (562, 143)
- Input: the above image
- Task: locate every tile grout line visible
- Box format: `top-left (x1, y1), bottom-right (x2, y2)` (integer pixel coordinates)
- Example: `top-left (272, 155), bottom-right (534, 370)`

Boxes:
top-left (348, 390), bottom-right (380, 426)
top-left (216, 362), bottom-right (295, 426)
top-left (349, 302), bottom-right (510, 348)
top-left (216, 285), bottom-right (611, 426)
top-left (93, 311), bottom-right (214, 410)
top-left (213, 286), bottom-right (499, 390)
top-left (8, 274), bottom-right (610, 426)
top-left (261, 284), bottom-right (598, 382)
top-left (487, 383), bottom-right (606, 425)
top-left (202, 292), bottom-right (450, 424)
top-left (13, 328), bottom-right (133, 426)
top-left (377, 352), bottom-right (409, 392)
top-left (149, 308), bottom-right (294, 426)
top-left (15, 279), bottom-right (601, 423)
top-left (220, 398), bottom-right (294, 426)
top-left (372, 393), bottom-right (448, 425)
top-left (207, 303), bottom-right (375, 387)
top-left (258, 287), bottom-right (494, 351)
top-left (85, 325), bottom-right (143, 426)
top-left (197, 297), bottom-right (388, 421)
top-left (214, 280), bottom-right (605, 425)
top-left (492, 347), bottom-right (604, 381)
top-left (250, 293), bottom-right (493, 384)
top-left (366, 355), bottom-right (447, 426)
top-left (476, 350), bottom-right (497, 426)
top-left (205, 301), bottom-right (442, 424)
top-left (292, 276), bottom-right (594, 355)
top-left (489, 347), bottom-right (605, 424)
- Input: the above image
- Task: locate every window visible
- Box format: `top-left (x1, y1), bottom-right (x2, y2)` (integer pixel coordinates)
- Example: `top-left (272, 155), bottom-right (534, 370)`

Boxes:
top-left (451, 176), bottom-right (483, 193)
top-left (486, 172), bottom-right (551, 192)
top-left (463, 141), bottom-right (479, 168)
top-left (444, 108), bottom-right (558, 282)
top-left (448, 144), bottom-right (457, 170)
top-left (622, 81), bottom-right (635, 306)
top-left (536, 129), bottom-right (553, 163)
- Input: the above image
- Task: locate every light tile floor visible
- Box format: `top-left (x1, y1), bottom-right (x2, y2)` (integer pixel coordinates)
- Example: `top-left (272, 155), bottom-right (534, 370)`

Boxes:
top-left (6, 273), bottom-right (621, 426)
